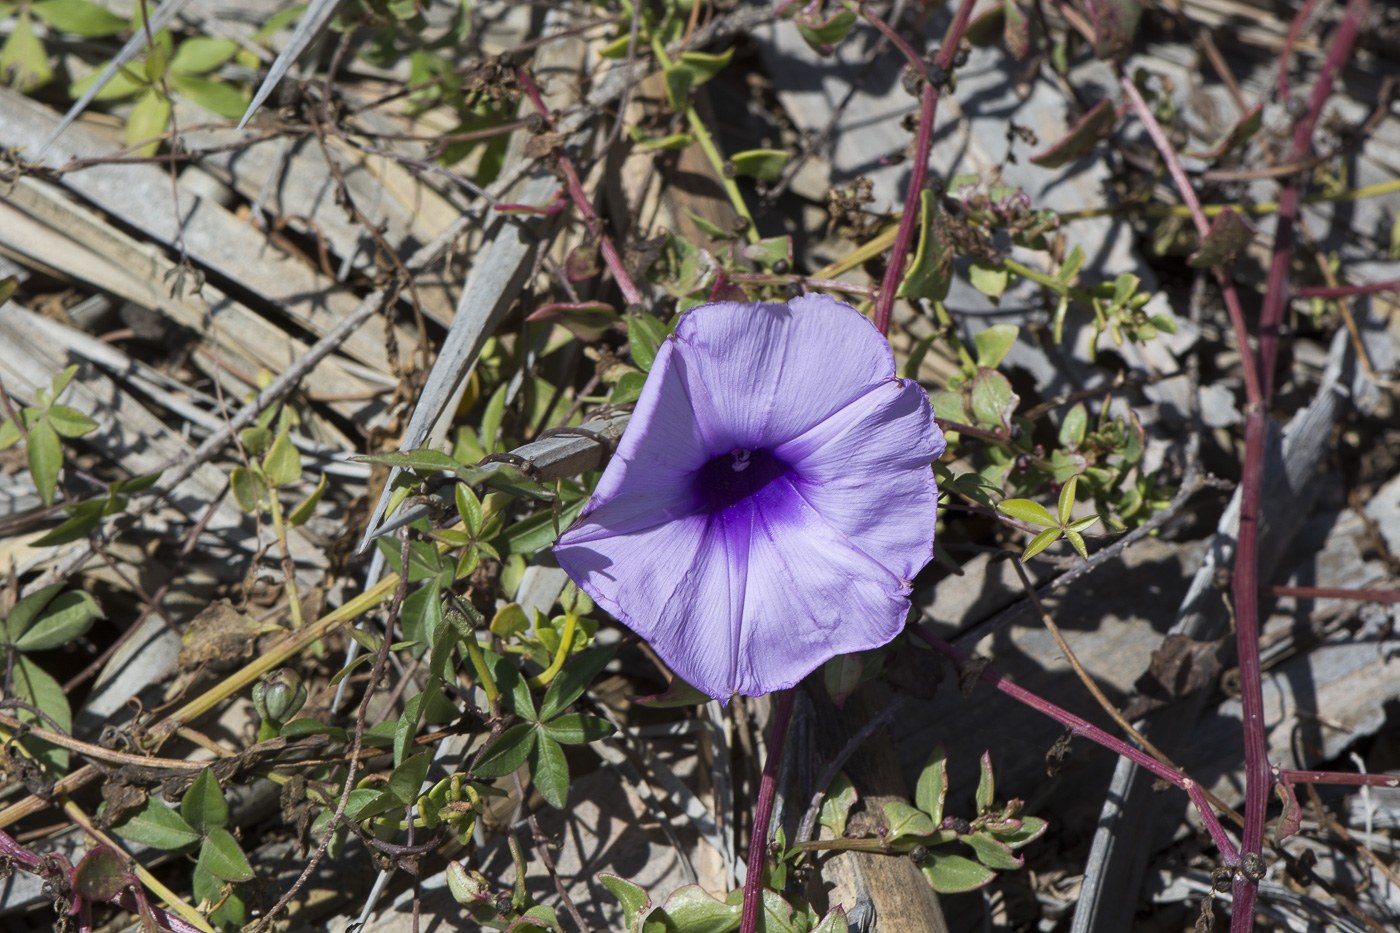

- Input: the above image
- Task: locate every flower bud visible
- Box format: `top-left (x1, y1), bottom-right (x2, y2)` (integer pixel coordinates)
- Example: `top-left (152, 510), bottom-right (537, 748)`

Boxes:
top-left (252, 669), bottom-right (306, 725)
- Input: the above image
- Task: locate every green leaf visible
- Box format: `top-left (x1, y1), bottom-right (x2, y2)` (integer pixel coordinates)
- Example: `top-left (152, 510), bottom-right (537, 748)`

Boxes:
top-left (1057, 474), bottom-right (1079, 526)
top-left (611, 371), bottom-right (647, 405)
top-left (1022, 527), bottom-right (1062, 560)
top-left (996, 498), bottom-right (1056, 527)
top-left (0, 416), bottom-right (20, 450)
top-left (898, 189), bottom-right (954, 303)
top-left (31, 0), bottom-right (126, 36)
top-left (170, 74), bottom-right (248, 119)
top-left (975, 751), bottom-right (995, 811)
top-left (921, 852), bottom-right (996, 893)
top-left (995, 814), bottom-right (1047, 849)
top-left (455, 483), bottom-right (483, 536)
top-left (963, 830), bottom-right (1023, 869)
top-left (500, 497), bottom-right (586, 555)
top-left (822, 652), bottom-right (862, 707)
top-left (540, 713), bottom-right (615, 745)
top-left (682, 207), bottom-right (733, 240)
top-left (728, 148), bottom-right (787, 182)
top-left (472, 723), bottom-right (537, 778)
top-left (279, 718), bottom-right (346, 743)
top-left (11, 655), bottom-right (71, 771)
top-left (1, 12), bottom-right (54, 93)
top-left (653, 884), bottom-right (741, 933)
top-left (181, 771), bottom-right (229, 835)
top-left (126, 86), bottom-right (171, 158)
top-left (1058, 402), bottom-right (1087, 449)
top-left (229, 465), bottom-right (260, 512)
top-left (817, 772), bottom-right (857, 838)
top-left (14, 589), bottom-right (102, 651)
top-left (67, 62), bottom-right (145, 101)
top-left (109, 797), bottom-right (200, 851)
top-left (675, 48), bottom-right (733, 86)
top-left (530, 733), bottom-right (570, 808)
top-left (968, 260), bottom-right (1009, 301)
top-left (739, 236), bottom-right (791, 269)
top-left (969, 369), bottom-right (1018, 432)
top-left (794, 7), bottom-right (856, 51)
top-left (478, 381), bottom-right (507, 453)
top-left (262, 431), bottom-right (301, 486)
top-left (45, 405), bottom-right (97, 438)
top-left (169, 36), bottom-right (239, 75)
top-left (627, 313), bottom-right (668, 372)
top-left (388, 752), bottom-right (431, 806)
top-left (287, 472), bottom-right (327, 526)
top-left (661, 63), bottom-right (692, 111)
top-left (598, 32), bottom-right (634, 59)
top-left (973, 324), bottom-right (1018, 369)
top-left (1066, 515), bottom-right (1100, 533)
top-left (883, 801), bottom-right (935, 839)
top-left (30, 508), bottom-right (103, 547)
top-left (915, 746), bottom-right (948, 824)
top-left (1063, 528), bottom-right (1088, 558)
top-left (3, 583), bottom-right (64, 645)
top-left (239, 426), bottom-right (272, 457)
top-left (539, 647), bottom-right (615, 721)
top-left (597, 873), bottom-right (651, 929)
top-left (1029, 98), bottom-right (1117, 168)
top-left (198, 828), bottom-right (254, 882)
top-left (26, 419), bottom-right (62, 507)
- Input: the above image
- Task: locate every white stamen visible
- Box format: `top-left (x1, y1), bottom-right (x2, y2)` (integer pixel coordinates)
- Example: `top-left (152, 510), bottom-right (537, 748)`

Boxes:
top-left (730, 449), bottom-right (751, 472)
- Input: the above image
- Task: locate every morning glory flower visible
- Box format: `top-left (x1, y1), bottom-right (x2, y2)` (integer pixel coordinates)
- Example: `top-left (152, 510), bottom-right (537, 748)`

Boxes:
top-left (553, 295), bottom-right (945, 700)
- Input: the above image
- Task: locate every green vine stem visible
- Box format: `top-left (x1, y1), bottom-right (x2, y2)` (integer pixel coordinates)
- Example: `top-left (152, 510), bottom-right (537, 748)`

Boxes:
top-left (650, 36), bottom-right (761, 245)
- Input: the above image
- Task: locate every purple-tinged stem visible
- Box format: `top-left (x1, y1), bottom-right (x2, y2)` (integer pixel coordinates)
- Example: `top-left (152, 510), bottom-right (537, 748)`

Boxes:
top-left (1118, 75), bottom-right (1264, 410)
top-left (738, 688), bottom-right (796, 933)
top-left (1257, 0), bottom-right (1367, 402)
top-left (1266, 585), bottom-right (1400, 604)
top-left (909, 625), bottom-right (1241, 862)
top-left (872, 0), bottom-right (976, 336)
top-left (515, 69), bottom-right (644, 308)
top-left (1296, 280), bottom-right (1400, 299)
top-left (858, 6), bottom-right (927, 69)
top-left (1277, 0), bottom-right (1327, 100)
top-left (1229, 412), bottom-right (1270, 933)
top-left (1279, 769), bottom-right (1400, 788)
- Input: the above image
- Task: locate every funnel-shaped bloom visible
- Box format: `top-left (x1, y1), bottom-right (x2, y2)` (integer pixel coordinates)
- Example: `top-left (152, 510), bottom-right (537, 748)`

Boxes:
top-left (554, 296), bottom-right (945, 700)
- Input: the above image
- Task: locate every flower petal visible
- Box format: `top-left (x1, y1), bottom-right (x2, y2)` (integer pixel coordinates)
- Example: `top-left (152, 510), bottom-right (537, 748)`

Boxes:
top-left (729, 477), bottom-right (912, 697)
top-left (774, 378), bottom-right (944, 580)
top-left (671, 295), bottom-right (896, 451)
top-left (560, 338), bottom-right (710, 541)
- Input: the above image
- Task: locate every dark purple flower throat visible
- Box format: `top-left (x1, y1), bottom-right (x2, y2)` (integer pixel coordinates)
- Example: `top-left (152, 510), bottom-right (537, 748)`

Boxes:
top-left (696, 448), bottom-right (791, 514)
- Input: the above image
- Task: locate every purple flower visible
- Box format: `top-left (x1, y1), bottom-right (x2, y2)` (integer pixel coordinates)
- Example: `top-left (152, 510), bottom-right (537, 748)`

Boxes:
top-left (553, 295), bottom-right (945, 700)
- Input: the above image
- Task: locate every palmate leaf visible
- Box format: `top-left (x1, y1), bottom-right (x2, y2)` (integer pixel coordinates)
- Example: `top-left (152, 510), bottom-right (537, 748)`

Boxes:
top-left (529, 733), bottom-right (570, 808)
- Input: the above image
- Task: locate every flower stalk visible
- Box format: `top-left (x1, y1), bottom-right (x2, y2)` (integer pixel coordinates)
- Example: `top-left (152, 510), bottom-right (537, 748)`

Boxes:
top-left (738, 688), bottom-right (796, 933)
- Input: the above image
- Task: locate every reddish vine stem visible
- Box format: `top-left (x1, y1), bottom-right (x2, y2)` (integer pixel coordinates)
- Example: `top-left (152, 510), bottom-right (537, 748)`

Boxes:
top-left (908, 625), bottom-right (1241, 861)
top-left (515, 68), bottom-right (644, 308)
top-left (871, 0), bottom-right (976, 336)
top-left (1257, 0), bottom-right (1367, 402)
top-left (1296, 280), bottom-right (1400, 299)
top-left (1265, 585), bottom-right (1400, 604)
top-left (1279, 769), bottom-right (1400, 788)
top-left (738, 688), bottom-right (796, 933)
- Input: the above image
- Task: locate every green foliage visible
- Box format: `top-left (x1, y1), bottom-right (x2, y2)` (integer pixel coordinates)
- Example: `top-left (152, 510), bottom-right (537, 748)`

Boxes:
top-left (2, 582), bottom-right (103, 771)
top-left (0, 365), bottom-right (98, 507)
